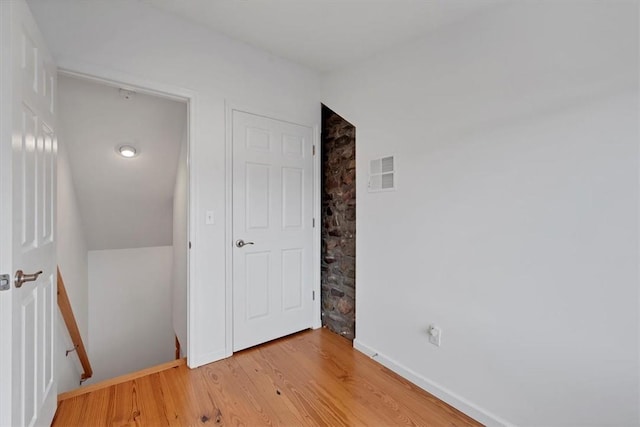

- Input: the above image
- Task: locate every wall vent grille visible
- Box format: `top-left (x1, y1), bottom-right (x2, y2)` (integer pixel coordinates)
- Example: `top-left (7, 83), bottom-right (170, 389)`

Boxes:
top-left (369, 156), bottom-right (395, 192)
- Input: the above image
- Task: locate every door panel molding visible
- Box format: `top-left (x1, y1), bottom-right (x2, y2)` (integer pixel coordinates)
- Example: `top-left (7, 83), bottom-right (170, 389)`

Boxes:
top-left (1, 1), bottom-right (58, 424)
top-left (232, 110), bottom-right (313, 351)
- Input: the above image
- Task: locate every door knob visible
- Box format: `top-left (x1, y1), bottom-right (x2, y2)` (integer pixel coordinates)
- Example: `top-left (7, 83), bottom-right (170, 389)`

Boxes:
top-left (14, 270), bottom-right (43, 288)
top-left (235, 239), bottom-right (254, 248)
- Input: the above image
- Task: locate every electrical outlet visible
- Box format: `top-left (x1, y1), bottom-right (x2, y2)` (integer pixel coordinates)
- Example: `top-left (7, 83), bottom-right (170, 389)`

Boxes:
top-left (428, 325), bottom-right (441, 347)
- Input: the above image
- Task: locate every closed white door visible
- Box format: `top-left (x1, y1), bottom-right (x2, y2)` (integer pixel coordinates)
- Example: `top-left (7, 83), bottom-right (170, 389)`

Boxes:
top-left (0, 1), bottom-right (58, 426)
top-left (232, 110), bottom-right (314, 351)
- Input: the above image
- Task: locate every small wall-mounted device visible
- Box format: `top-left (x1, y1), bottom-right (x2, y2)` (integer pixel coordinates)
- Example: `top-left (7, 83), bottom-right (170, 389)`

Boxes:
top-left (205, 210), bottom-right (215, 225)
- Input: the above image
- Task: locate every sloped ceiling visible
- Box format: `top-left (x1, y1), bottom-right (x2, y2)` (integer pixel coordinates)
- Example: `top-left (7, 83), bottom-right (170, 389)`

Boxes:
top-left (27, 0), bottom-right (502, 73)
top-left (140, 0), bottom-right (503, 72)
top-left (58, 74), bottom-right (187, 251)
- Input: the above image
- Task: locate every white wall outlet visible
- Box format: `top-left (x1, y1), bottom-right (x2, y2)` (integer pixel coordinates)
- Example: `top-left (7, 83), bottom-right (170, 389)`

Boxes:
top-left (428, 324), bottom-right (442, 347)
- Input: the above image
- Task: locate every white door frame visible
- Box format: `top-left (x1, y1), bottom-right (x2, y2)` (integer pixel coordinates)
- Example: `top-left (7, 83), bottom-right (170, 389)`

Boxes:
top-left (0, 3), bottom-right (15, 424)
top-left (47, 62), bottom-right (322, 363)
top-left (55, 66), bottom-right (197, 364)
top-left (224, 101), bottom-right (321, 357)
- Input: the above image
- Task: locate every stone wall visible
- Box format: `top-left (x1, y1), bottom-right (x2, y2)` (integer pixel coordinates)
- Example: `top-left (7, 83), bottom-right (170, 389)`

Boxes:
top-left (321, 105), bottom-right (356, 340)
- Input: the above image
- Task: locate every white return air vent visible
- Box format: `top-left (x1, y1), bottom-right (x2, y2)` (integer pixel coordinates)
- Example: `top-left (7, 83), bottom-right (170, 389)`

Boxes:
top-left (368, 156), bottom-right (395, 192)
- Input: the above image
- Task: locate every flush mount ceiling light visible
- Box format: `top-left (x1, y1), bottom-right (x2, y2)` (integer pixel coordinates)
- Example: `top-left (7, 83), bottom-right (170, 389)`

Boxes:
top-left (117, 145), bottom-right (138, 158)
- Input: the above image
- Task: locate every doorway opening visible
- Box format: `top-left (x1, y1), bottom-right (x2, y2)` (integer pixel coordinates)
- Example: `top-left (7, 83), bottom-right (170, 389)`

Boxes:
top-left (56, 73), bottom-right (189, 388)
top-left (320, 105), bottom-right (356, 340)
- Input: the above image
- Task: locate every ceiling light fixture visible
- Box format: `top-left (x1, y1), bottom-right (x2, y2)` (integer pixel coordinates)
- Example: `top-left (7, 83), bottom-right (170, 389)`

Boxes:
top-left (118, 145), bottom-right (138, 158)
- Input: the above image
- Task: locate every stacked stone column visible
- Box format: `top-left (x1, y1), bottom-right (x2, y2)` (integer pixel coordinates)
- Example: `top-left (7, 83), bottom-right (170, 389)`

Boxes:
top-left (321, 107), bottom-right (356, 340)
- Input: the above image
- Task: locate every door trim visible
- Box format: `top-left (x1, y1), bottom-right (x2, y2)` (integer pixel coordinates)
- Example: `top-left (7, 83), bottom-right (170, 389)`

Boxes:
top-left (55, 65), bottom-right (197, 364)
top-left (224, 101), bottom-right (321, 357)
top-left (0, 4), bottom-right (14, 425)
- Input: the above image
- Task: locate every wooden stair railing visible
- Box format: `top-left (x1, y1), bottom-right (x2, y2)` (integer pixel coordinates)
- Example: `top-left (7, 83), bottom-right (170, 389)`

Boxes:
top-left (57, 267), bottom-right (93, 382)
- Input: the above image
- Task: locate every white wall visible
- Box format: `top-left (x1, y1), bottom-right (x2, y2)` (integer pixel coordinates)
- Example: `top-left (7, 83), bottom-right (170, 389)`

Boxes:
top-left (27, 0), bottom-right (321, 366)
top-left (87, 246), bottom-right (174, 384)
top-left (172, 127), bottom-right (188, 355)
top-left (56, 139), bottom-right (89, 392)
top-left (55, 311), bottom-right (81, 393)
top-left (322, 2), bottom-right (638, 426)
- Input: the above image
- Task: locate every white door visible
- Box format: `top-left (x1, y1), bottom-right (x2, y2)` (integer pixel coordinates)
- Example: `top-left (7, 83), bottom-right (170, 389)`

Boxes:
top-left (232, 110), bottom-right (314, 351)
top-left (0, 1), bottom-right (58, 426)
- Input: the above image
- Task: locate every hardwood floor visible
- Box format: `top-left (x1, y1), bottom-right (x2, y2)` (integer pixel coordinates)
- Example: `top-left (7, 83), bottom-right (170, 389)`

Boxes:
top-left (53, 329), bottom-right (481, 426)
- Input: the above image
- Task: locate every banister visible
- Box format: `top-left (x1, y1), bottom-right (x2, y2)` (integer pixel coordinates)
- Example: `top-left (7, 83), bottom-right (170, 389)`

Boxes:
top-left (57, 267), bottom-right (93, 381)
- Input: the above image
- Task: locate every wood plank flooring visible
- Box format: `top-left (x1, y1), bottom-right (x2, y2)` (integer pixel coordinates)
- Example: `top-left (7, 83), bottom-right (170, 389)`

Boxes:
top-left (53, 328), bottom-right (481, 426)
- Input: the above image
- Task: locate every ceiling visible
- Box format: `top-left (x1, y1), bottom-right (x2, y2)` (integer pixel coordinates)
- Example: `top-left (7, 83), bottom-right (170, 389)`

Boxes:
top-left (140, 0), bottom-right (500, 72)
top-left (58, 74), bottom-right (187, 251)
top-left (26, 0), bottom-right (501, 73)
top-left (44, 0), bottom-right (499, 250)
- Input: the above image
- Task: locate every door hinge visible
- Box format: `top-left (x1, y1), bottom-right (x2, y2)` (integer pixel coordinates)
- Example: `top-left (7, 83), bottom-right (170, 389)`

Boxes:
top-left (313, 145), bottom-right (316, 156)
top-left (189, 241), bottom-right (192, 249)
top-left (0, 274), bottom-right (10, 291)
top-left (312, 290), bottom-right (316, 301)
top-left (312, 218), bottom-right (315, 228)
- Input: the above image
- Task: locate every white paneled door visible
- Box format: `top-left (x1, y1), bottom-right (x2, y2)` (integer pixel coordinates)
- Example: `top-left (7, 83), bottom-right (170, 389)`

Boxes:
top-left (0, 1), bottom-right (58, 426)
top-left (232, 111), bottom-right (314, 351)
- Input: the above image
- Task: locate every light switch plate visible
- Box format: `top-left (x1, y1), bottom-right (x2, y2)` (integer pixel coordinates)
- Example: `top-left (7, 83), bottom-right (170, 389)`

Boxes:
top-left (205, 210), bottom-right (215, 225)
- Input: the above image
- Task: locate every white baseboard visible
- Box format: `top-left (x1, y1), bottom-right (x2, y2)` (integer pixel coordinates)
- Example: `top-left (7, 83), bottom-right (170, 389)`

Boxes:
top-left (353, 339), bottom-right (514, 427)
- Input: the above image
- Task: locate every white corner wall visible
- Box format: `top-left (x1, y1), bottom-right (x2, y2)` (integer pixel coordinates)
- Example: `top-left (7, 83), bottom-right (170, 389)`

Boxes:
top-left (87, 246), bottom-right (174, 384)
top-left (56, 139), bottom-right (89, 392)
top-left (172, 126), bottom-right (188, 355)
top-left (26, 0), bottom-right (321, 366)
top-left (322, 2), bottom-right (638, 426)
